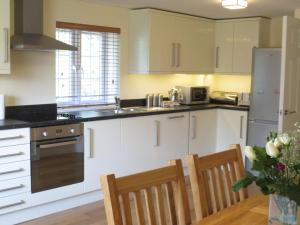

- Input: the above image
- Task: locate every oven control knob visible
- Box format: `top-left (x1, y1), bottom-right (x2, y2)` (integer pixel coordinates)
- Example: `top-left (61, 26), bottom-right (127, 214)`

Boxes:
top-left (42, 131), bottom-right (48, 137)
top-left (70, 128), bottom-right (75, 134)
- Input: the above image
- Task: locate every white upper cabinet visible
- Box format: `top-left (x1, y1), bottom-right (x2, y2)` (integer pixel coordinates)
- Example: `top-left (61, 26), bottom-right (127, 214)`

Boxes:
top-left (214, 18), bottom-right (270, 75)
top-left (0, 0), bottom-right (10, 74)
top-left (129, 9), bottom-right (215, 74)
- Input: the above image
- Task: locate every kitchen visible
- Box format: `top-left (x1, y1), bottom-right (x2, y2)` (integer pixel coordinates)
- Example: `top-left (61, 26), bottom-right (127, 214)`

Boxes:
top-left (0, 0), bottom-right (300, 224)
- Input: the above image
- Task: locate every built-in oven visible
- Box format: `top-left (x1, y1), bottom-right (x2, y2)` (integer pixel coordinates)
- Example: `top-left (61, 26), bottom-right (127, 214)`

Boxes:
top-left (30, 123), bottom-right (84, 193)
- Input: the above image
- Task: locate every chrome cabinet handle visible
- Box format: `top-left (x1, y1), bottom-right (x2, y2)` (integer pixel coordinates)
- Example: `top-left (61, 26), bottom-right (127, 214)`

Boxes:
top-left (0, 184), bottom-right (24, 193)
top-left (192, 115), bottom-right (197, 140)
top-left (154, 120), bottom-right (160, 147)
top-left (168, 115), bottom-right (185, 120)
top-left (0, 152), bottom-right (24, 159)
top-left (216, 46), bottom-right (220, 68)
top-left (172, 43), bottom-right (176, 67)
top-left (0, 168), bottom-right (24, 176)
top-left (39, 140), bottom-right (77, 149)
top-left (0, 135), bottom-right (24, 141)
top-left (3, 28), bottom-right (9, 63)
top-left (0, 200), bottom-right (25, 210)
top-left (86, 128), bottom-right (94, 158)
top-left (176, 43), bottom-right (181, 67)
top-left (240, 115), bottom-right (244, 139)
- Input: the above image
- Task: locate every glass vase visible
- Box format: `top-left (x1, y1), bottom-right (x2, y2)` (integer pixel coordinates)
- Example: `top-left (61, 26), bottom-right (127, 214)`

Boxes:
top-left (269, 194), bottom-right (298, 225)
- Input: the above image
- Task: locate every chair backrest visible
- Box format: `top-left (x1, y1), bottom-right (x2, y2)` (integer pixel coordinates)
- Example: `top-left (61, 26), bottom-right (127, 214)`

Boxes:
top-left (100, 160), bottom-right (191, 225)
top-left (187, 144), bottom-right (248, 221)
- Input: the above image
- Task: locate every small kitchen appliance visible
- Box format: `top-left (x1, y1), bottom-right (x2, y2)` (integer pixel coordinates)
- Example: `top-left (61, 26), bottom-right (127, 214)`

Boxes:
top-left (210, 91), bottom-right (238, 105)
top-left (175, 86), bottom-right (209, 105)
top-left (238, 92), bottom-right (251, 106)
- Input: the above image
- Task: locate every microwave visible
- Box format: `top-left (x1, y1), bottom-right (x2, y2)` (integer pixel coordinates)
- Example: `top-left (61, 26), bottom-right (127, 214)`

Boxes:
top-left (176, 86), bottom-right (210, 105)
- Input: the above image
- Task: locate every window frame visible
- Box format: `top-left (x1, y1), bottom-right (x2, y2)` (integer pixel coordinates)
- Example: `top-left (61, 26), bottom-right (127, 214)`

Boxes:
top-left (55, 21), bottom-right (121, 107)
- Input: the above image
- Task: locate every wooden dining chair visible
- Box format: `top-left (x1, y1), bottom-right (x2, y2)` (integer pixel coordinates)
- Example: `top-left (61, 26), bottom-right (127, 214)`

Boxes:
top-left (100, 159), bottom-right (191, 225)
top-left (187, 144), bottom-right (248, 221)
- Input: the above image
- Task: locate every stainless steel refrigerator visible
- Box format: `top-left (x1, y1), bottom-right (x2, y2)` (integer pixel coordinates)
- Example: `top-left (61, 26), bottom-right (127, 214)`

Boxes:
top-left (246, 48), bottom-right (281, 170)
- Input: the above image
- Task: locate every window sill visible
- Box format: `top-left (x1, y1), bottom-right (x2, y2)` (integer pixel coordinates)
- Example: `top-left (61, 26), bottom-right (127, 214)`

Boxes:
top-left (57, 104), bottom-right (116, 113)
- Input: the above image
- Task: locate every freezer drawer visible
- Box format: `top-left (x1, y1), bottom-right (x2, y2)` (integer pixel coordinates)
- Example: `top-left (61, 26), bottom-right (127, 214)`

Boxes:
top-left (246, 120), bottom-right (278, 170)
top-left (247, 121), bottom-right (278, 147)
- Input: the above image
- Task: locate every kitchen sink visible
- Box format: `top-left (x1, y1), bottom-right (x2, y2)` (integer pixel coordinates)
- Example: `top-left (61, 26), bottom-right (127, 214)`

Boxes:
top-left (96, 107), bottom-right (172, 114)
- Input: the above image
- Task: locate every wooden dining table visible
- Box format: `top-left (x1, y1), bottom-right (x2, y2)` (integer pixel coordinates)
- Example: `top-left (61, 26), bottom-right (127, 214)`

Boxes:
top-left (192, 195), bottom-right (270, 225)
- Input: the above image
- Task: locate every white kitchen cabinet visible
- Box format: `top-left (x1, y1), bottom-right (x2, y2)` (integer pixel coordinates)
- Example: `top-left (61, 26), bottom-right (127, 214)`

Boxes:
top-left (0, 0), bottom-right (10, 74)
top-left (84, 119), bottom-right (123, 192)
top-left (175, 17), bottom-right (215, 73)
top-left (129, 9), bottom-right (215, 74)
top-left (189, 110), bottom-right (217, 156)
top-left (214, 18), bottom-right (270, 75)
top-left (121, 112), bottom-right (189, 174)
top-left (216, 109), bottom-right (248, 157)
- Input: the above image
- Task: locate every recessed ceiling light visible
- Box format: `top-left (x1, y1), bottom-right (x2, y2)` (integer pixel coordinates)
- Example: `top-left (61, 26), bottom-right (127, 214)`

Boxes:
top-left (222, 0), bottom-right (248, 10)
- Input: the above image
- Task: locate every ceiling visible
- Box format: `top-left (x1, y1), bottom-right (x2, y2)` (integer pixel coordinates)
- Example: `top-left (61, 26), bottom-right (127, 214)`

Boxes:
top-left (83, 0), bottom-right (300, 19)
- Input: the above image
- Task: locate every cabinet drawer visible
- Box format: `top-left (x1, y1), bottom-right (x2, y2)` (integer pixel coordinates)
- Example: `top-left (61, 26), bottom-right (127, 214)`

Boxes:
top-left (0, 192), bottom-right (31, 215)
top-left (0, 144), bottom-right (30, 164)
top-left (0, 176), bottom-right (31, 198)
top-left (0, 129), bottom-right (30, 147)
top-left (0, 160), bottom-right (30, 181)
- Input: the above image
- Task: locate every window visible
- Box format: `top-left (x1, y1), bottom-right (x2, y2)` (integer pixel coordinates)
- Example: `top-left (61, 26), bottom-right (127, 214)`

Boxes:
top-left (56, 22), bottom-right (120, 106)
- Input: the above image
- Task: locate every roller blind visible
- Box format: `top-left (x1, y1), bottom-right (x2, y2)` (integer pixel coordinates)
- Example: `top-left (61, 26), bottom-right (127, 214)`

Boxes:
top-left (55, 22), bottom-right (120, 106)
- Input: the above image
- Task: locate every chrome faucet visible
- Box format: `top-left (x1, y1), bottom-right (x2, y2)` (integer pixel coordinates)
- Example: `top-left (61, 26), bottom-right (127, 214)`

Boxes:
top-left (115, 96), bottom-right (121, 112)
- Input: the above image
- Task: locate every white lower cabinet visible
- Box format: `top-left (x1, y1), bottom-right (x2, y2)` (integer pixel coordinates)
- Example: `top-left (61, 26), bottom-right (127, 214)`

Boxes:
top-left (216, 109), bottom-right (248, 156)
top-left (0, 193), bottom-right (31, 215)
top-left (189, 109), bottom-right (217, 156)
top-left (84, 119), bottom-right (123, 193)
top-left (121, 112), bottom-right (189, 174)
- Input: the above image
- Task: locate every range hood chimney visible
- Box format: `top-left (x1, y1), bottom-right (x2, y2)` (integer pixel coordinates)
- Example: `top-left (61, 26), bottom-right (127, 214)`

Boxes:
top-left (11, 0), bottom-right (77, 51)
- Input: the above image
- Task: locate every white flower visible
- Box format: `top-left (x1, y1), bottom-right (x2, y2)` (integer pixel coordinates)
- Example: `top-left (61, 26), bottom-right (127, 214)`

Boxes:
top-left (244, 146), bottom-right (256, 161)
top-left (266, 141), bottom-right (280, 158)
top-left (273, 138), bottom-right (282, 148)
top-left (277, 133), bottom-right (291, 145)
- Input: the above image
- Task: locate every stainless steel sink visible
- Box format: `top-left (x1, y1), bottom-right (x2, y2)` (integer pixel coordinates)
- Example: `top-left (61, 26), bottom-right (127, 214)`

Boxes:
top-left (96, 106), bottom-right (171, 114)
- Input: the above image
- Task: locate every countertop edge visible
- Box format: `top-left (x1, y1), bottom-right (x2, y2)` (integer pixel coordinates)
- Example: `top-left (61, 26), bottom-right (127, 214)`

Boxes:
top-left (1, 105), bottom-right (249, 130)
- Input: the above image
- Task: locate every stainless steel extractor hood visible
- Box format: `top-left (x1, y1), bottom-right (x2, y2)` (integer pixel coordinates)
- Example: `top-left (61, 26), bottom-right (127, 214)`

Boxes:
top-left (11, 0), bottom-right (77, 51)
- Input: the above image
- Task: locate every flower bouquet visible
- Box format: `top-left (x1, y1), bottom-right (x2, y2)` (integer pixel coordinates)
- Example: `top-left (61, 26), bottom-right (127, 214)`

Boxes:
top-left (232, 127), bottom-right (300, 225)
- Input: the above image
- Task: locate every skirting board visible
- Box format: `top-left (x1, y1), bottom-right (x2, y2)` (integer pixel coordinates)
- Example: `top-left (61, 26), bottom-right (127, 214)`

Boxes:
top-left (0, 190), bottom-right (103, 225)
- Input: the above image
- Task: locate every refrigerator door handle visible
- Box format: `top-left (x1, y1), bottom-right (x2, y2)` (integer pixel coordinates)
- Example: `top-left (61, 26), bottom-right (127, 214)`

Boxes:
top-left (240, 115), bottom-right (244, 139)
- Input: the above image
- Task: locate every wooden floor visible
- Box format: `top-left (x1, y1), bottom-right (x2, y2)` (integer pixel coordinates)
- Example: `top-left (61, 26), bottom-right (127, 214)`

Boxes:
top-left (19, 182), bottom-right (259, 225)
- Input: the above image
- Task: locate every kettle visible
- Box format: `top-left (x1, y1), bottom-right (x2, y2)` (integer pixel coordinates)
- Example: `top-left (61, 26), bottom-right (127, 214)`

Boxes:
top-left (168, 88), bottom-right (183, 102)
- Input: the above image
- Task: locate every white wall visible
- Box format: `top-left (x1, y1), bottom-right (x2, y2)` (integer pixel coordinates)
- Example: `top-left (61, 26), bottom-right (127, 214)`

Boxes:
top-left (0, 0), bottom-right (265, 106)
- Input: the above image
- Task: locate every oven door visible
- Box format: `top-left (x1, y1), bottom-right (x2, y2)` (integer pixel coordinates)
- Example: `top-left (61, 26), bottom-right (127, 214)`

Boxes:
top-left (30, 136), bottom-right (84, 193)
top-left (191, 88), bottom-right (208, 102)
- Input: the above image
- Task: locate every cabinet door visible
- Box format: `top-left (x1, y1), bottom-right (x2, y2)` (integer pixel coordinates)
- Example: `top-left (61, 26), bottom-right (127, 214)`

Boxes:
top-left (121, 115), bottom-right (165, 174)
top-left (160, 112), bottom-right (189, 165)
top-left (175, 17), bottom-right (214, 73)
top-left (214, 22), bottom-right (234, 73)
top-left (233, 21), bottom-right (260, 74)
top-left (121, 113), bottom-right (189, 174)
top-left (84, 120), bottom-right (122, 192)
top-left (216, 110), bottom-right (248, 157)
top-left (0, 0), bottom-right (10, 74)
top-left (149, 12), bottom-right (176, 73)
top-left (189, 110), bottom-right (217, 156)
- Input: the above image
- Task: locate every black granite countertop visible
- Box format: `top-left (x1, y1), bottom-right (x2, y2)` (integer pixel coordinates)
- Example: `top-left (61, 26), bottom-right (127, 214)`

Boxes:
top-left (1, 104), bottom-right (249, 130)
top-left (0, 119), bottom-right (30, 130)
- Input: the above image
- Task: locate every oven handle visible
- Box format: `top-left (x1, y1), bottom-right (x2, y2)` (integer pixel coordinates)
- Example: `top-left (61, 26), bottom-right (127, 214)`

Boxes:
top-left (39, 140), bottom-right (78, 149)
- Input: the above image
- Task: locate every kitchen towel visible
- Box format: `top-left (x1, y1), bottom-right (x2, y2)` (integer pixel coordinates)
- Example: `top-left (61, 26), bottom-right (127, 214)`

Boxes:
top-left (0, 94), bottom-right (5, 120)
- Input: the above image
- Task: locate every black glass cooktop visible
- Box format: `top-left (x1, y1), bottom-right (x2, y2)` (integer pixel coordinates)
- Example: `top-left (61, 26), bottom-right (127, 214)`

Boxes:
top-left (21, 113), bottom-right (81, 123)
